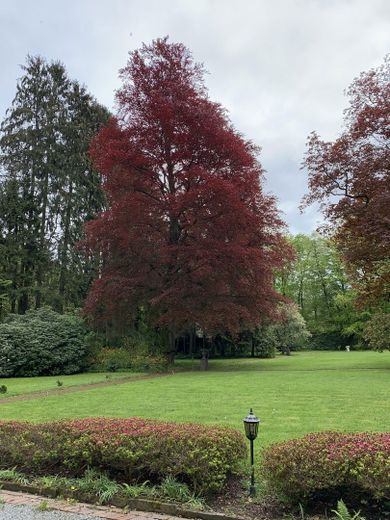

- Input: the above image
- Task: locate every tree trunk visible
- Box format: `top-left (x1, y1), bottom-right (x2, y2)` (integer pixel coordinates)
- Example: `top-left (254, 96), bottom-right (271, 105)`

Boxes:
top-left (164, 330), bottom-right (176, 365)
top-left (200, 348), bottom-right (209, 370)
top-left (57, 182), bottom-right (73, 312)
top-left (35, 168), bottom-right (49, 309)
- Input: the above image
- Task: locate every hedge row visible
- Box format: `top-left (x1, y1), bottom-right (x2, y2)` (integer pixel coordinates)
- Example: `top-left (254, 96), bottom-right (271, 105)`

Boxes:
top-left (0, 418), bottom-right (246, 494)
top-left (262, 431), bottom-right (390, 504)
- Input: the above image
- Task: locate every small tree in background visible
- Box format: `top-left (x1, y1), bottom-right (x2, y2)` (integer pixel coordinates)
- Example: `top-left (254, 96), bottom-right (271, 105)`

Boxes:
top-left (364, 312), bottom-right (390, 351)
top-left (271, 302), bottom-right (311, 354)
top-left (83, 38), bottom-right (292, 359)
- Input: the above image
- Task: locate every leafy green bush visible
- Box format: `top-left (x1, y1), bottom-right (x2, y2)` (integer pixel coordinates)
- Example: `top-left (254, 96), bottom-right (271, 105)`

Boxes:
top-left (0, 308), bottom-right (89, 376)
top-left (92, 348), bottom-right (168, 373)
top-left (0, 418), bottom-right (246, 494)
top-left (262, 432), bottom-right (390, 505)
top-left (92, 348), bottom-right (133, 371)
top-left (129, 354), bottom-right (169, 372)
top-left (310, 330), bottom-right (349, 350)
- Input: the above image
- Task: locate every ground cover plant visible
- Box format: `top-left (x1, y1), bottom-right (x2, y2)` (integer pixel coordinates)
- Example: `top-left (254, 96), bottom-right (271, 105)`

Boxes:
top-left (0, 352), bottom-right (388, 448)
top-left (0, 468), bottom-right (205, 508)
top-left (0, 417), bottom-right (246, 494)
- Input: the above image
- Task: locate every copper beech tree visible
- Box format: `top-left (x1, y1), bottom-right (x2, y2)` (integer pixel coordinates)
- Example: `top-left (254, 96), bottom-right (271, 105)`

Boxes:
top-left (303, 57), bottom-right (390, 306)
top-left (83, 38), bottom-right (291, 355)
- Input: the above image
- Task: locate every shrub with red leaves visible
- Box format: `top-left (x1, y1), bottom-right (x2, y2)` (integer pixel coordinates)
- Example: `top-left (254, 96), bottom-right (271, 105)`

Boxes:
top-left (262, 431), bottom-right (390, 504)
top-left (0, 418), bottom-right (246, 494)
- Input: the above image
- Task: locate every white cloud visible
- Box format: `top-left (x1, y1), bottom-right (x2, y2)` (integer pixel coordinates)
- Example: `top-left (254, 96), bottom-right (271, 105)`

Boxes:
top-left (1, 0), bottom-right (389, 233)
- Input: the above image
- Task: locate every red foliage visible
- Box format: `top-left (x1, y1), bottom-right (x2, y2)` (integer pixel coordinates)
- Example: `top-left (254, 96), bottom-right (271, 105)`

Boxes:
top-left (83, 38), bottom-right (291, 335)
top-left (303, 57), bottom-right (390, 306)
top-left (0, 418), bottom-right (246, 493)
top-left (262, 431), bottom-right (390, 504)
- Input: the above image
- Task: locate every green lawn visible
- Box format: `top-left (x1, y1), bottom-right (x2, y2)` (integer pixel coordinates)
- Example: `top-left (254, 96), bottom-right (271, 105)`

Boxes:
top-left (0, 371), bottom-right (142, 397)
top-left (0, 351), bottom-right (389, 447)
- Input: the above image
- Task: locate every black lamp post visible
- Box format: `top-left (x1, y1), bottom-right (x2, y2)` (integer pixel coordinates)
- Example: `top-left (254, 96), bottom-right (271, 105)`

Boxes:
top-left (243, 408), bottom-right (260, 497)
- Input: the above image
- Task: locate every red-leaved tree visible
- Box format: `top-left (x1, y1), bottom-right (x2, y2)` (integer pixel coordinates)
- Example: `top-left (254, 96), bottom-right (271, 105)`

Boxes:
top-left (83, 38), bottom-right (291, 353)
top-left (303, 56), bottom-right (390, 306)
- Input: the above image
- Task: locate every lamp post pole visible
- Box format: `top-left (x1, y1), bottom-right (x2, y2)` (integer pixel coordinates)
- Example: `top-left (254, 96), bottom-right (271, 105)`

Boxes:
top-left (249, 434), bottom-right (255, 497)
top-left (243, 408), bottom-right (260, 498)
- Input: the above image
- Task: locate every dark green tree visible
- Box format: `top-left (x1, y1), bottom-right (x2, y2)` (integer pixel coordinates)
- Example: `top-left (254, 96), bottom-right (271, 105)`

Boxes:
top-left (0, 56), bottom-right (109, 315)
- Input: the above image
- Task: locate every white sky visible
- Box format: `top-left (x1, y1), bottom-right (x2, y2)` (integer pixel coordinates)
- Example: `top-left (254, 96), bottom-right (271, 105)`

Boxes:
top-left (1, 0), bottom-right (389, 233)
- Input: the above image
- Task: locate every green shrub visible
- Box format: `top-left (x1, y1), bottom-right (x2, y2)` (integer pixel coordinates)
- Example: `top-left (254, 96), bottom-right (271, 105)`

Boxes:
top-left (0, 308), bottom-right (89, 376)
top-left (129, 354), bottom-right (169, 372)
top-left (310, 330), bottom-right (349, 350)
top-left (92, 348), bottom-right (168, 373)
top-left (0, 418), bottom-right (246, 494)
top-left (93, 348), bottom-right (133, 371)
top-left (262, 432), bottom-right (390, 505)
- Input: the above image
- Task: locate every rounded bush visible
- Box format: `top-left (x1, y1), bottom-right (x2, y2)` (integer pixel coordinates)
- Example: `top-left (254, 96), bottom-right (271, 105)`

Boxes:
top-left (262, 431), bottom-right (390, 505)
top-left (0, 308), bottom-right (89, 376)
top-left (0, 418), bottom-right (247, 494)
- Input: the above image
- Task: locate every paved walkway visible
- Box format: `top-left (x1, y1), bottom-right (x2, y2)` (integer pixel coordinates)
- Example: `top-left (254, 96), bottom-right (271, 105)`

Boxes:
top-left (0, 490), bottom-right (185, 520)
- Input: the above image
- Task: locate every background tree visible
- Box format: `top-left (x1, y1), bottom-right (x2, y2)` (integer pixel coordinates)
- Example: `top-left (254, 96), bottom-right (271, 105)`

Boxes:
top-left (0, 56), bottom-right (109, 314)
top-left (84, 38), bottom-right (292, 358)
top-left (275, 234), bottom-right (369, 349)
top-left (363, 312), bottom-right (390, 352)
top-left (302, 56), bottom-right (390, 307)
top-left (271, 302), bottom-right (311, 355)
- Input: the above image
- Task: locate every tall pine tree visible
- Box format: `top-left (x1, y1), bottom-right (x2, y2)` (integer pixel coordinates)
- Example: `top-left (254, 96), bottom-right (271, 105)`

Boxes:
top-left (0, 56), bottom-right (109, 314)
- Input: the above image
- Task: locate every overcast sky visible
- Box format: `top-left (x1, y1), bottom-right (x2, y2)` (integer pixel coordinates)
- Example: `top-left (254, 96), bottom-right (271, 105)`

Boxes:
top-left (1, 0), bottom-right (389, 233)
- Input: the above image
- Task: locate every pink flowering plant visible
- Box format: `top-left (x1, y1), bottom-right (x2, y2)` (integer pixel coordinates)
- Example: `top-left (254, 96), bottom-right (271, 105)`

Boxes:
top-left (261, 431), bottom-right (390, 504)
top-left (0, 418), bottom-right (246, 494)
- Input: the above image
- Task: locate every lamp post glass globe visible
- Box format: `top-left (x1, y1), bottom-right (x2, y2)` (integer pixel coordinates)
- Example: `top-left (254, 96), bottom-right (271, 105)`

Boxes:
top-left (243, 408), bottom-right (260, 497)
top-left (243, 408), bottom-right (260, 440)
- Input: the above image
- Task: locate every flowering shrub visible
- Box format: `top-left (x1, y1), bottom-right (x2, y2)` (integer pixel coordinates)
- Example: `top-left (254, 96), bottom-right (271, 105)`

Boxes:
top-left (0, 418), bottom-right (246, 494)
top-left (262, 432), bottom-right (390, 504)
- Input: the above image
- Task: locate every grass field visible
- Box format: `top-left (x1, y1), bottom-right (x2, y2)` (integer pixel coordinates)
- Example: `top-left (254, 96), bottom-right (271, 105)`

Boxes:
top-left (0, 351), bottom-right (389, 447)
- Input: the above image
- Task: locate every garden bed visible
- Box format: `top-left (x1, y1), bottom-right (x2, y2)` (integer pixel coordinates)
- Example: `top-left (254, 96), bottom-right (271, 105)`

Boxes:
top-left (0, 419), bottom-right (388, 519)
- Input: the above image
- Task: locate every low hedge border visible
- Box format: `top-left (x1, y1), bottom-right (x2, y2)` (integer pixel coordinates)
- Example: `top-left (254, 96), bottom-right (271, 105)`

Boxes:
top-left (0, 480), bottom-right (242, 520)
top-left (0, 418), bottom-right (247, 494)
top-left (261, 431), bottom-right (390, 506)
